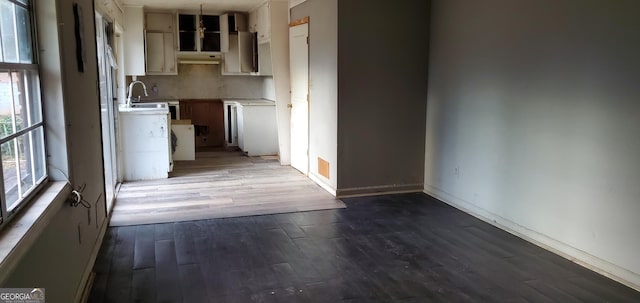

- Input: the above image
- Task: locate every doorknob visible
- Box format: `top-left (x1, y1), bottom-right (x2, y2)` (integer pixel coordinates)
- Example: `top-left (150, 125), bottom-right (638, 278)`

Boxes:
top-left (287, 104), bottom-right (293, 108)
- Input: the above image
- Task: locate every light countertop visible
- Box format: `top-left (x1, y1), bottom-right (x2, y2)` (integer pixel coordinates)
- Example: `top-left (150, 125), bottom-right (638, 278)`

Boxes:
top-left (222, 99), bottom-right (276, 106)
top-left (118, 103), bottom-right (169, 114)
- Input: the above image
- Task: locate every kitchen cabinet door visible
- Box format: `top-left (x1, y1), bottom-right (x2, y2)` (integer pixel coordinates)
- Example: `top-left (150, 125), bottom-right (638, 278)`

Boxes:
top-left (248, 9), bottom-right (258, 33)
top-left (257, 2), bottom-right (271, 43)
top-left (179, 102), bottom-right (192, 119)
top-left (239, 32), bottom-right (255, 73)
top-left (146, 33), bottom-right (164, 73)
top-left (145, 32), bottom-right (177, 75)
top-left (224, 34), bottom-right (240, 73)
top-left (146, 12), bottom-right (174, 32)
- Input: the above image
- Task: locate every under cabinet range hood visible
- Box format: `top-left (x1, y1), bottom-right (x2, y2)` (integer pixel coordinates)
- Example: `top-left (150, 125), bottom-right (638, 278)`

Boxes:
top-left (177, 53), bottom-right (222, 65)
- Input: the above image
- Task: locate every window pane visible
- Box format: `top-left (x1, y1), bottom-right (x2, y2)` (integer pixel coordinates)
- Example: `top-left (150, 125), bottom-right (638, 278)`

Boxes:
top-left (3, 127), bottom-right (45, 210)
top-left (11, 71), bottom-right (25, 132)
top-left (0, 1), bottom-right (18, 63)
top-left (2, 137), bottom-right (19, 208)
top-left (0, 71), bottom-right (41, 139)
top-left (31, 127), bottom-right (45, 183)
top-left (25, 69), bottom-right (41, 125)
top-left (15, 4), bottom-right (32, 64)
top-left (18, 127), bottom-right (44, 197)
top-left (0, 71), bottom-right (13, 138)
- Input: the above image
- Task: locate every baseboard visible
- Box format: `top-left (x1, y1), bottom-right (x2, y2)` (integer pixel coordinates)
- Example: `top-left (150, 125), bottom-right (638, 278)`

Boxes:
top-left (308, 173), bottom-right (337, 197)
top-left (337, 183), bottom-right (423, 198)
top-left (74, 216), bottom-right (110, 303)
top-left (424, 184), bottom-right (640, 292)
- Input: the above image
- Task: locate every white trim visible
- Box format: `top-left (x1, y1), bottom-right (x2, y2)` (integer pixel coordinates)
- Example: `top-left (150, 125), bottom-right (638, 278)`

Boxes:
top-left (423, 184), bottom-right (640, 292)
top-left (308, 172), bottom-right (336, 196)
top-left (336, 183), bottom-right (423, 198)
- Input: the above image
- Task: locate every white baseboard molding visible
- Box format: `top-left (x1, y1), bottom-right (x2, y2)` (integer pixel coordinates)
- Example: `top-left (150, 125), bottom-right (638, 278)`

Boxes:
top-left (74, 216), bottom-right (110, 303)
top-left (337, 183), bottom-right (423, 198)
top-left (424, 185), bottom-right (640, 292)
top-left (308, 173), bottom-right (337, 197)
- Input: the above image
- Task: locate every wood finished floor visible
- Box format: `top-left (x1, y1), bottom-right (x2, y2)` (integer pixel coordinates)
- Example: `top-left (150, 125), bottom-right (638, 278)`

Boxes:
top-left (90, 193), bottom-right (640, 302)
top-left (109, 151), bottom-right (344, 226)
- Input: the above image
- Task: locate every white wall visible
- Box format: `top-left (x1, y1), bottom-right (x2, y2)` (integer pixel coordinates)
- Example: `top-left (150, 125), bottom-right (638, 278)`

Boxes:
top-left (291, 0), bottom-right (338, 191)
top-left (268, 0), bottom-right (293, 166)
top-left (425, 0), bottom-right (640, 288)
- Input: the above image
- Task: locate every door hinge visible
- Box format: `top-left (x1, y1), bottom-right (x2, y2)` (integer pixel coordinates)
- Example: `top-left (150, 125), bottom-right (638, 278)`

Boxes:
top-left (287, 104), bottom-right (293, 108)
top-left (307, 94), bottom-right (309, 102)
top-left (306, 36), bottom-right (309, 44)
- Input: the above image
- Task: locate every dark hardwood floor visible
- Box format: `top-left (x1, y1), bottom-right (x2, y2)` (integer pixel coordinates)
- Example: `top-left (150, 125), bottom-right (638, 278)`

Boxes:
top-left (89, 193), bottom-right (640, 302)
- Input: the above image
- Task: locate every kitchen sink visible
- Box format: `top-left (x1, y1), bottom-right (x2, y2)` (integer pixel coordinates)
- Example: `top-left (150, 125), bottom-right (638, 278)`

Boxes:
top-left (130, 103), bottom-right (166, 109)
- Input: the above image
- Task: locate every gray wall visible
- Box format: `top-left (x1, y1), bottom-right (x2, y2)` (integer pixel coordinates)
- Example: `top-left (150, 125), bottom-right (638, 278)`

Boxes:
top-left (2, 0), bottom-right (109, 301)
top-left (337, 0), bottom-right (430, 192)
top-left (425, 0), bottom-right (640, 286)
top-left (131, 64), bottom-right (265, 100)
top-left (291, 0), bottom-right (339, 190)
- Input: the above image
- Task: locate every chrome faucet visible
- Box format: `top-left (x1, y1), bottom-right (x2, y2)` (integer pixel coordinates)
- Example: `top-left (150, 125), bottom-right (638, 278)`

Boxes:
top-left (127, 80), bottom-right (149, 107)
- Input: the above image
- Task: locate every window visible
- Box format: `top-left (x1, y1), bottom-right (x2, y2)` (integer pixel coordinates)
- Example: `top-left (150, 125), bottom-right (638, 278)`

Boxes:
top-left (0, 0), bottom-right (46, 224)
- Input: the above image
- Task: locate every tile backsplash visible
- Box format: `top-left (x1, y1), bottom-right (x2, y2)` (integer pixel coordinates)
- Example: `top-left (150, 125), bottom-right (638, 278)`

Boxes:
top-left (128, 64), bottom-right (265, 100)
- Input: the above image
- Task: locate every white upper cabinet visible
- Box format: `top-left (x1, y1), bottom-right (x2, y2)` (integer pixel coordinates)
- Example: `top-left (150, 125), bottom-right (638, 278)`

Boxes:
top-left (145, 32), bottom-right (176, 74)
top-left (221, 13), bottom-right (255, 75)
top-left (145, 12), bottom-right (177, 75)
top-left (222, 32), bottom-right (255, 75)
top-left (124, 6), bottom-right (145, 76)
top-left (178, 14), bottom-right (221, 53)
top-left (249, 2), bottom-right (271, 43)
top-left (146, 12), bottom-right (174, 32)
top-left (221, 13), bottom-right (250, 54)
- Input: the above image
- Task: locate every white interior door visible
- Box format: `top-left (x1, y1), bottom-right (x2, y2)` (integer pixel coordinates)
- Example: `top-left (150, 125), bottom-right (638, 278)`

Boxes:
top-left (289, 23), bottom-right (309, 174)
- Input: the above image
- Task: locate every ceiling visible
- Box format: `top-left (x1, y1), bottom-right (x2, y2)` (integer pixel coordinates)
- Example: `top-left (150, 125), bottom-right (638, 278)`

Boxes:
top-left (119, 0), bottom-right (265, 12)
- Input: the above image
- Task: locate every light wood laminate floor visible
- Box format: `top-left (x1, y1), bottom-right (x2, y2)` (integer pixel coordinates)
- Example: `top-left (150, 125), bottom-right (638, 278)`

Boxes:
top-left (109, 151), bottom-right (344, 226)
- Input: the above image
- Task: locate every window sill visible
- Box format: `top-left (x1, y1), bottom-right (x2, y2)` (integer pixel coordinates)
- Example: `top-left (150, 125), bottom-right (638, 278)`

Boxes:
top-left (0, 181), bottom-right (72, 284)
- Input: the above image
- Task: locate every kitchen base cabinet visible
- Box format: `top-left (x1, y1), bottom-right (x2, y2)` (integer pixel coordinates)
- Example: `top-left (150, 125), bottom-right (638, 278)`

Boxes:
top-left (179, 100), bottom-right (225, 148)
top-left (172, 124), bottom-right (195, 160)
top-left (120, 110), bottom-right (172, 180)
top-left (223, 99), bottom-right (278, 156)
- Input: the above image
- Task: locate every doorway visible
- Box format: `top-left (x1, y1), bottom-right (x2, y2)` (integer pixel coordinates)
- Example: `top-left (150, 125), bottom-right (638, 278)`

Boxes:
top-left (95, 12), bottom-right (119, 213)
top-left (289, 22), bottom-right (309, 175)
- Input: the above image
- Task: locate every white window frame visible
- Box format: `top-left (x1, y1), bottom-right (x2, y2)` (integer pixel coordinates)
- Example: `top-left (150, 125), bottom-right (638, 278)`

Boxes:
top-left (0, 0), bottom-right (47, 226)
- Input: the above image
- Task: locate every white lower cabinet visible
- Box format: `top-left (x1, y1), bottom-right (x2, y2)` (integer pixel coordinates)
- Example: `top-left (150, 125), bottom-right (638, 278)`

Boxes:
top-left (120, 109), bottom-right (172, 180)
top-left (223, 100), bottom-right (278, 156)
top-left (172, 124), bottom-right (195, 161)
